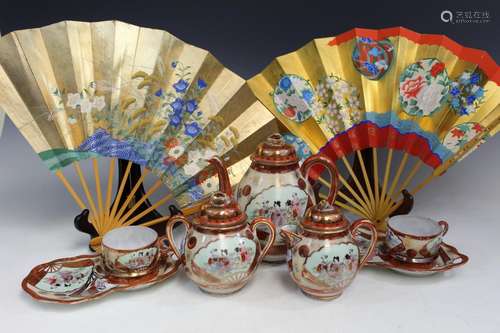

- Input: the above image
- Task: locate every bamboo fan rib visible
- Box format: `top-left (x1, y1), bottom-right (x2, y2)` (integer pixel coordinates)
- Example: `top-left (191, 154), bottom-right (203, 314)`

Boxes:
top-left (248, 27), bottom-right (500, 231)
top-left (0, 20), bottom-right (289, 247)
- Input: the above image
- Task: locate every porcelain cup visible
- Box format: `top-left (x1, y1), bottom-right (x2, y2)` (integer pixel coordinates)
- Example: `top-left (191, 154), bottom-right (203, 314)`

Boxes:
top-left (385, 215), bottom-right (449, 264)
top-left (102, 226), bottom-right (166, 278)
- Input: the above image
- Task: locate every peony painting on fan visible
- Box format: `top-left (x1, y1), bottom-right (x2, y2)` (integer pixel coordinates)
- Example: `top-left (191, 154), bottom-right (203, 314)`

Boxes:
top-left (248, 27), bottom-right (499, 231)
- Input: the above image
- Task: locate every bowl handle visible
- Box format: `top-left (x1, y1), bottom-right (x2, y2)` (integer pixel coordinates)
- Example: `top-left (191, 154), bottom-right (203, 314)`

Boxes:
top-left (350, 219), bottom-right (378, 268)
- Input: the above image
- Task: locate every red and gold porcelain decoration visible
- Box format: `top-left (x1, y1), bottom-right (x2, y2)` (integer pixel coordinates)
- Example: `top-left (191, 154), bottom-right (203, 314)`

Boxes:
top-left (236, 133), bottom-right (338, 263)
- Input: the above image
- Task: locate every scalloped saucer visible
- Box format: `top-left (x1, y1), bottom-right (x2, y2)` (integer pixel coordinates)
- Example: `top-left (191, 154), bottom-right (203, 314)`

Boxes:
top-left (22, 250), bottom-right (180, 304)
top-left (366, 242), bottom-right (469, 276)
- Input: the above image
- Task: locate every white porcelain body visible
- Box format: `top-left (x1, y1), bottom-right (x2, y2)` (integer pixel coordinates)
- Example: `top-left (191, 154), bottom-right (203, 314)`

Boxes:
top-left (236, 167), bottom-right (315, 262)
top-left (286, 232), bottom-right (361, 300)
top-left (182, 225), bottom-right (263, 294)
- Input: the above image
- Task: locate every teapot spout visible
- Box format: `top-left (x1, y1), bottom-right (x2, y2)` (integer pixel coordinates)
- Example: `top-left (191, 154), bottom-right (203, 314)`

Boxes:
top-left (280, 226), bottom-right (303, 249)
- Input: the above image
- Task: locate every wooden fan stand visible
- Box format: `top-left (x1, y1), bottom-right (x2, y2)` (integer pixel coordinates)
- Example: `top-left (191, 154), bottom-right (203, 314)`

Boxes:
top-left (73, 159), bottom-right (181, 251)
top-left (312, 149), bottom-right (415, 221)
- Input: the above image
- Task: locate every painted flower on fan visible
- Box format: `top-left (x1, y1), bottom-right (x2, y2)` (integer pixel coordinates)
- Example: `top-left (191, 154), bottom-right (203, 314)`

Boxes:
top-left (279, 76), bottom-right (292, 90)
top-left (301, 89), bottom-right (314, 103)
top-left (450, 97), bottom-right (461, 109)
top-left (466, 95), bottom-right (476, 105)
top-left (450, 87), bottom-right (460, 96)
top-left (171, 61), bottom-right (177, 68)
top-left (451, 128), bottom-right (465, 138)
top-left (169, 114), bottom-right (182, 127)
top-left (164, 137), bottom-right (180, 149)
top-left (92, 96), bottom-right (106, 111)
top-left (472, 123), bottom-right (484, 132)
top-left (79, 98), bottom-right (94, 113)
top-left (197, 78), bottom-right (207, 89)
top-left (66, 93), bottom-right (81, 108)
top-left (184, 122), bottom-right (202, 137)
top-left (401, 76), bottom-right (425, 99)
top-left (173, 79), bottom-right (189, 93)
top-left (155, 89), bottom-right (163, 97)
top-left (459, 71), bottom-right (471, 84)
top-left (470, 73), bottom-right (481, 85)
top-left (359, 37), bottom-right (372, 43)
top-left (283, 106), bottom-right (297, 118)
top-left (430, 62), bottom-right (445, 77)
top-left (185, 99), bottom-right (198, 114)
top-left (170, 98), bottom-right (185, 114)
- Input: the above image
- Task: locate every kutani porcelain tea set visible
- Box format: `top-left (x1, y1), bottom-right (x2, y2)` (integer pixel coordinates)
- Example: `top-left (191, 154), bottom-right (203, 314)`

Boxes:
top-left (22, 134), bottom-right (468, 304)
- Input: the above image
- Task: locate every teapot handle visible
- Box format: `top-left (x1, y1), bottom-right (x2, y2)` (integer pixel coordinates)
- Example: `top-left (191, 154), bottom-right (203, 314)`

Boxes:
top-left (166, 215), bottom-right (191, 262)
top-left (300, 154), bottom-right (338, 204)
top-left (350, 219), bottom-right (378, 268)
top-left (208, 156), bottom-right (232, 197)
top-left (250, 217), bottom-right (276, 262)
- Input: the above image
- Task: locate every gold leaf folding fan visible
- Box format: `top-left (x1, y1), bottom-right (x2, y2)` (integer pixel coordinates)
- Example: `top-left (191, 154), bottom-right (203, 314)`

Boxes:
top-left (0, 20), bottom-right (284, 247)
top-left (248, 27), bottom-right (500, 231)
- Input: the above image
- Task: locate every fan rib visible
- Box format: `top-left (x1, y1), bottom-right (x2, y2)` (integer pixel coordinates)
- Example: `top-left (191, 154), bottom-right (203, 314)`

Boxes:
top-left (341, 156), bottom-right (375, 217)
top-left (108, 160), bottom-right (133, 226)
top-left (92, 159), bottom-right (104, 232)
top-left (116, 178), bottom-right (163, 227)
top-left (122, 192), bottom-right (173, 227)
top-left (54, 170), bottom-right (87, 211)
top-left (373, 148), bottom-right (380, 213)
top-left (73, 162), bottom-right (100, 231)
top-left (112, 168), bottom-right (151, 225)
top-left (356, 150), bottom-right (376, 218)
top-left (104, 158), bottom-right (116, 223)
top-left (381, 152), bottom-right (409, 218)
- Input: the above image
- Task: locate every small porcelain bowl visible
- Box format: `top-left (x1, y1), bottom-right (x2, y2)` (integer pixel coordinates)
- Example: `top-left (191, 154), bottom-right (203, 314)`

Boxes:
top-left (102, 226), bottom-right (165, 278)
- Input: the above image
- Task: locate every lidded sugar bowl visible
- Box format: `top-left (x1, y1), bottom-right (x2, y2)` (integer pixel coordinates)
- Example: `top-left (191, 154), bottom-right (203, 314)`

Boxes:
top-left (166, 158), bottom-right (276, 295)
top-left (281, 181), bottom-right (378, 300)
top-left (236, 133), bottom-right (337, 262)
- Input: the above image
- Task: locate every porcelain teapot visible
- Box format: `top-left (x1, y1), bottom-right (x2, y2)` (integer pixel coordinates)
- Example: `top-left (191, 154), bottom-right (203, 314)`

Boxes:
top-left (281, 178), bottom-right (378, 300)
top-left (236, 133), bottom-right (338, 262)
top-left (166, 157), bottom-right (275, 295)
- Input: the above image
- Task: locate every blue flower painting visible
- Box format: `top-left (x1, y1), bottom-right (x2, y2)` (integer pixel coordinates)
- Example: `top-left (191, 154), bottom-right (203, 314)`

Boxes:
top-left (184, 122), bottom-right (202, 137)
top-left (173, 79), bottom-right (189, 93)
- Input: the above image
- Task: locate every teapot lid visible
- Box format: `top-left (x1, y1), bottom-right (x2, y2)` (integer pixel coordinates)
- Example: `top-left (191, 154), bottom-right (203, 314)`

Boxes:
top-left (194, 192), bottom-right (246, 230)
top-left (251, 133), bottom-right (299, 166)
top-left (300, 200), bottom-right (348, 233)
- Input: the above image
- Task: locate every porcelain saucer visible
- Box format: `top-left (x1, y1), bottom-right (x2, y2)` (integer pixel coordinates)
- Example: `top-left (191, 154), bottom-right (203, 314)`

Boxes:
top-left (366, 242), bottom-right (469, 276)
top-left (22, 249), bottom-right (180, 304)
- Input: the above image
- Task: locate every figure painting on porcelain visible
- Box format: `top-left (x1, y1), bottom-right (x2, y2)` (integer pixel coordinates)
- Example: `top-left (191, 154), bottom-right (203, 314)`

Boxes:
top-left (236, 133), bottom-right (339, 263)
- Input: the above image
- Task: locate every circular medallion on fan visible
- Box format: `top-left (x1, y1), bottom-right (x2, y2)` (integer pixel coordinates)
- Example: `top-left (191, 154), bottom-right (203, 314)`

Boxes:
top-left (352, 37), bottom-right (394, 80)
top-left (0, 21), bottom-right (282, 250)
top-left (248, 27), bottom-right (500, 232)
